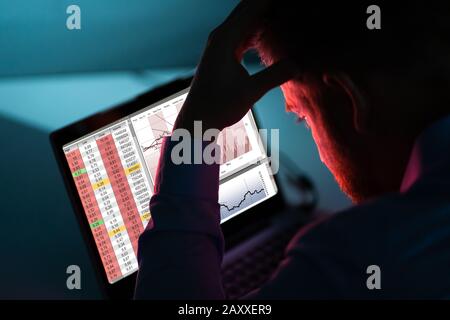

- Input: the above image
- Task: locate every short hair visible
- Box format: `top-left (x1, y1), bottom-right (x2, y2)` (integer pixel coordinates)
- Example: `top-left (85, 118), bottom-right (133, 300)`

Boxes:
top-left (253, 1), bottom-right (450, 73)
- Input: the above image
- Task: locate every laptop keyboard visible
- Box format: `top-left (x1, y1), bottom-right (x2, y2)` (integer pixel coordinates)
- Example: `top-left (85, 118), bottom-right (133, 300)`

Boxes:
top-left (221, 223), bottom-right (302, 299)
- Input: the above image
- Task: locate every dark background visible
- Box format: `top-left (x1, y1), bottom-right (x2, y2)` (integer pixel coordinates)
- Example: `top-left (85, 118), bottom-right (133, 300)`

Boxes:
top-left (0, 0), bottom-right (350, 299)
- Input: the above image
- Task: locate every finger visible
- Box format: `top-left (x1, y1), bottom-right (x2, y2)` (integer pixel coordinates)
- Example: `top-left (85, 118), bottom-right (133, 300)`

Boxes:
top-left (248, 60), bottom-right (298, 101)
top-left (220, 0), bottom-right (272, 49)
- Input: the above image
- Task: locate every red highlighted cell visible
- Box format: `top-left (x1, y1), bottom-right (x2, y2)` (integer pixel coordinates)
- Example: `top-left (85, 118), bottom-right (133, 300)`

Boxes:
top-left (97, 134), bottom-right (143, 255)
top-left (65, 148), bottom-right (122, 283)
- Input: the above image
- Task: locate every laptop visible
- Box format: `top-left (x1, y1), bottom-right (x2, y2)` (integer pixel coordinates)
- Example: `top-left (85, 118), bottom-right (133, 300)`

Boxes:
top-left (50, 76), bottom-right (306, 299)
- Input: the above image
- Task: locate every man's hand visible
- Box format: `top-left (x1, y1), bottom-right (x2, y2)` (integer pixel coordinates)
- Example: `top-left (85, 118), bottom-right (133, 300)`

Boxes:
top-left (173, 0), bottom-right (296, 134)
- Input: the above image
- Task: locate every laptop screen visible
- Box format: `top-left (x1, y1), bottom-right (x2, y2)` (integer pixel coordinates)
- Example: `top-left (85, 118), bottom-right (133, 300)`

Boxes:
top-left (62, 88), bottom-right (278, 284)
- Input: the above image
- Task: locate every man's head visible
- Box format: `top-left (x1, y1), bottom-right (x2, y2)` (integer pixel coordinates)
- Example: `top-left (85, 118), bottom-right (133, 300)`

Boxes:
top-left (253, 1), bottom-right (450, 202)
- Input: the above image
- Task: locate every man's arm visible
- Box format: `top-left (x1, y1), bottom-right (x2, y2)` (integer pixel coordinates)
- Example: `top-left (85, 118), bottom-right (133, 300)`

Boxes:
top-left (134, 137), bottom-right (225, 299)
top-left (134, 0), bottom-right (295, 299)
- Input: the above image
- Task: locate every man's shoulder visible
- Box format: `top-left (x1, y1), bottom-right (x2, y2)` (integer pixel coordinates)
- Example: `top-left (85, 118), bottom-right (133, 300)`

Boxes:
top-left (286, 191), bottom-right (425, 268)
top-left (305, 187), bottom-right (450, 243)
top-left (293, 193), bottom-right (402, 245)
top-left (287, 190), bottom-right (450, 298)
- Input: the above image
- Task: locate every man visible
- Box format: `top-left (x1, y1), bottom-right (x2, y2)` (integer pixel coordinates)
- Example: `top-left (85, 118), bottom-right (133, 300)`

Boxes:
top-left (135, 0), bottom-right (450, 299)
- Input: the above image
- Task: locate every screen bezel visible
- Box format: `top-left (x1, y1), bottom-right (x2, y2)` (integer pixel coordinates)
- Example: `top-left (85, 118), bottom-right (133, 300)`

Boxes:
top-left (50, 76), bottom-right (285, 299)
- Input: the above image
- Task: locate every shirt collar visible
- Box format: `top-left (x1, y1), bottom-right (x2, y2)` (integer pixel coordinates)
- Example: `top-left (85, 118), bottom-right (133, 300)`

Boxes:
top-left (401, 114), bottom-right (450, 192)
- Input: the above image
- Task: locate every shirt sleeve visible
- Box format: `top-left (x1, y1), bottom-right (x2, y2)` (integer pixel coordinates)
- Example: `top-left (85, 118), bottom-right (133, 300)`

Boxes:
top-left (134, 136), bottom-right (225, 299)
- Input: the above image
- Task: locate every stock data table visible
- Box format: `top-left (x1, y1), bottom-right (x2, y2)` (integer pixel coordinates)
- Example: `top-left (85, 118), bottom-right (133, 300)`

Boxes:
top-left (64, 121), bottom-right (152, 283)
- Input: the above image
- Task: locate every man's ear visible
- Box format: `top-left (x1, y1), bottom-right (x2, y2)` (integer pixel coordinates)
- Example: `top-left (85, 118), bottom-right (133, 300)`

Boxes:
top-left (322, 73), bottom-right (370, 133)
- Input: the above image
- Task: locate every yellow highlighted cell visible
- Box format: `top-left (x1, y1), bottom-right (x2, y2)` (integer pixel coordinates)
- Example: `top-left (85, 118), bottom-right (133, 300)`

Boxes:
top-left (92, 177), bottom-right (110, 190)
top-left (141, 212), bottom-right (151, 222)
top-left (108, 225), bottom-right (126, 238)
top-left (125, 163), bottom-right (141, 176)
